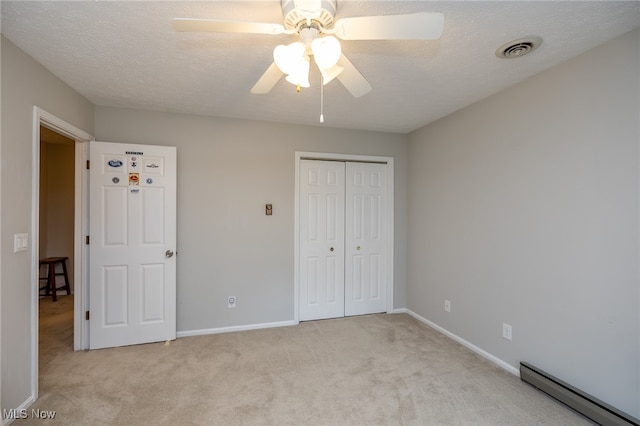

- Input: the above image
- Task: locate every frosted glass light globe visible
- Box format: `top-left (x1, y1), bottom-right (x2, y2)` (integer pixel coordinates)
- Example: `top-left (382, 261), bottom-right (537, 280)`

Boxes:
top-left (311, 36), bottom-right (341, 69)
top-left (274, 41), bottom-right (305, 75)
top-left (285, 55), bottom-right (311, 88)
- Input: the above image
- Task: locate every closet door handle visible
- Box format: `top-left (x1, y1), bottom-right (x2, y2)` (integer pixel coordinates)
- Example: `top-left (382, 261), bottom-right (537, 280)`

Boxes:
top-left (329, 247), bottom-right (334, 252)
top-left (356, 246), bottom-right (361, 251)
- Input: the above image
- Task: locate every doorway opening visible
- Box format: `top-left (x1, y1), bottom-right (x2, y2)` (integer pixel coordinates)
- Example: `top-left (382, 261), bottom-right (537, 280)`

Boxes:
top-left (31, 107), bottom-right (93, 401)
top-left (38, 126), bottom-right (76, 362)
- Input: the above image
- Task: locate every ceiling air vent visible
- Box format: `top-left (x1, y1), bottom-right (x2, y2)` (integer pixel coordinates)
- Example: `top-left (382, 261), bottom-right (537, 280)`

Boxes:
top-left (496, 36), bottom-right (543, 59)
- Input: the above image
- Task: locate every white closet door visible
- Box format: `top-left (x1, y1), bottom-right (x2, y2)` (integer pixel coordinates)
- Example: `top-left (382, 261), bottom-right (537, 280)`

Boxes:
top-left (299, 160), bottom-right (346, 321)
top-left (345, 162), bottom-right (387, 316)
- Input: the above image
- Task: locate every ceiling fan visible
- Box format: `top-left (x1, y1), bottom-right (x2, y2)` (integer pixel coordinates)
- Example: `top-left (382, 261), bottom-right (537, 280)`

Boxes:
top-left (172, 0), bottom-right (444, 98)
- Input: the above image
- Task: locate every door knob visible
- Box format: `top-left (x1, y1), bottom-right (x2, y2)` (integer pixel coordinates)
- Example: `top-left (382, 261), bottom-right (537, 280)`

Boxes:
top-left (329, 247), bottom-right (334, 252)
top-left (165, 249), bottom-right (174, 258)
top-left (356, 246), bottom-right (361, 251)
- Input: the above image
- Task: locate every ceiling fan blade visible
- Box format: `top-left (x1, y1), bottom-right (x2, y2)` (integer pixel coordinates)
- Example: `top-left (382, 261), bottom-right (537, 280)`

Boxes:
top-left (336, 54), bottom-right (372, 98)
top-left (251, 62), bottom-right (284, 94)
top-left (333, 12), bottom-right (444, 40)
top-left (172, 18), bottom-right (287, 35)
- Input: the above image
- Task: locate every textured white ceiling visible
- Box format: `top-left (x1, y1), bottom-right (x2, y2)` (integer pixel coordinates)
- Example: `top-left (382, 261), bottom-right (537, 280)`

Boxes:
top-left (2, 1), bottom-right (639, 133)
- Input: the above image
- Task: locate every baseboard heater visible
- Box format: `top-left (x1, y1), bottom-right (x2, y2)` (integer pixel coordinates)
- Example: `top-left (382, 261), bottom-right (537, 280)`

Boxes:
top-left (520, 362), bottom-right (639, 426)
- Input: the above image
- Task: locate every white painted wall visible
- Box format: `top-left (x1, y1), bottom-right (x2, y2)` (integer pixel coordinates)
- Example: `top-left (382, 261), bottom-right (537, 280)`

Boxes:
top-left (94, 107), bottom-right (409, 332)
top-left (0, 36), bottom-right (94, 413)
top-left (407, 29), bottom-right (640, 417)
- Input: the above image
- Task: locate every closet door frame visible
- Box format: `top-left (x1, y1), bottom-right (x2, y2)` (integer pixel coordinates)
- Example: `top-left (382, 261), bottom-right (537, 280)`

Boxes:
top-left (294, 151), bottom-right (394, 323)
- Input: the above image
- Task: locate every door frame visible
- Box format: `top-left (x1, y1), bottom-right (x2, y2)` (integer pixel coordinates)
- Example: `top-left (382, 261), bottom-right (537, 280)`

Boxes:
top-left (294, 151), bottom-right (394, 323)
top-left (31, 107), bottom-right (93, 398)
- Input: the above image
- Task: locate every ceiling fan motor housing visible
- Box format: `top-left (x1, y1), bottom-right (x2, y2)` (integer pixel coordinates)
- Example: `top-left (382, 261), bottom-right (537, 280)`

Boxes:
top-left (282, 0), bottom-right (337, 32)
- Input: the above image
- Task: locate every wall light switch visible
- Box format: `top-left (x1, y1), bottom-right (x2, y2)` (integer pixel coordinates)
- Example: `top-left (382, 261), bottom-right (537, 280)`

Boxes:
top-left (14, 233), bottom-right (28, 253)
top-left (266, 204), bottom-right (273, 216)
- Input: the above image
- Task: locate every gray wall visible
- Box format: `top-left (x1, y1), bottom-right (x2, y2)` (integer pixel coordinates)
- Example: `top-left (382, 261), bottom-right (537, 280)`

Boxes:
top-left (407, 29), bottom-right (640, 417)
top-left (94, 107), bottom-right (408, 332)
top-left (1, 37), bottom-right (94, 412)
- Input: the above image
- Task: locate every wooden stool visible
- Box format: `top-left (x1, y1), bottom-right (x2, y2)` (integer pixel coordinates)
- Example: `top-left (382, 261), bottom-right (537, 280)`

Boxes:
top-left (39, 257), bottom-right (71, 302)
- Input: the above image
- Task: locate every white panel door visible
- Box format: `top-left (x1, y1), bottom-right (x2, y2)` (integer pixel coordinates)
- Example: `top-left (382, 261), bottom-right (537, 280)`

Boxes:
top-left (299, 160), bottom-right (345, 321)
top-left (89, 141), bottom-right (177, 349)
top-left (345, 162), bottom-right (387, 316)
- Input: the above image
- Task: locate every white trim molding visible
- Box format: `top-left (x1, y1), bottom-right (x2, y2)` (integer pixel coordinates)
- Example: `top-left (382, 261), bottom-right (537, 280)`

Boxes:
top-left (1, 394), bottom-right (36, 425)
top-left (398, 309), bottom-right (520, 377)
top-left (177, 320), bottom-right (298, 338)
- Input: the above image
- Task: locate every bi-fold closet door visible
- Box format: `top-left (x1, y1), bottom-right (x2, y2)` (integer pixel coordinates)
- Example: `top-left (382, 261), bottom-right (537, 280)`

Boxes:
top-left (299, 159), bottom-right (387, 321)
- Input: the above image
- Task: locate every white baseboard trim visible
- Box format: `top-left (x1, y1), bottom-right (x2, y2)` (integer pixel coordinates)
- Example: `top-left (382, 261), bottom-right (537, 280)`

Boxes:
top-left (177, 319), bottom-right (298, 338)
top-left (397, 309), bottom-right (520, 377)
top-left (177, 310), bottom-right (518, 377)
top-left (2, 394), bottom-right (36, 425)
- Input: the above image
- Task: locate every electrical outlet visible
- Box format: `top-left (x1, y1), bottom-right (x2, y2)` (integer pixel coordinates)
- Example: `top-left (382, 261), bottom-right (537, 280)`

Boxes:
top-left (444, 299), bottom-right (451, 313)
top-left (227, 296), bottom-right (236, 308)
top-left (502, 323), bottom-right (512, 341)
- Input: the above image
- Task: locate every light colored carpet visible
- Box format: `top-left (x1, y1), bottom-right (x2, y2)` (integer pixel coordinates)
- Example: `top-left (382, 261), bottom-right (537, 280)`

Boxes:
top-left (29, 295), bottom-right (592, 425)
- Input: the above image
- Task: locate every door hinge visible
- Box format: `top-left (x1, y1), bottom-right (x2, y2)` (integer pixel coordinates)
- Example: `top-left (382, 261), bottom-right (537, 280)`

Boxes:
top-left (86, 160), bottom-right (90, 169)
top-left (85, 235), bottom-right (90, 245)
top-left (85, 311), bottom-right (90, 320)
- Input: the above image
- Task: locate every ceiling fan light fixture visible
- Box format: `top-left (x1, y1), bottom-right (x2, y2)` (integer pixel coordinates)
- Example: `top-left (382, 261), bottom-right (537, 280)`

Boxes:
top-left (311, 35), bottom-right (341, 69)
top-left (174, 3), bottom-right (445, 99)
